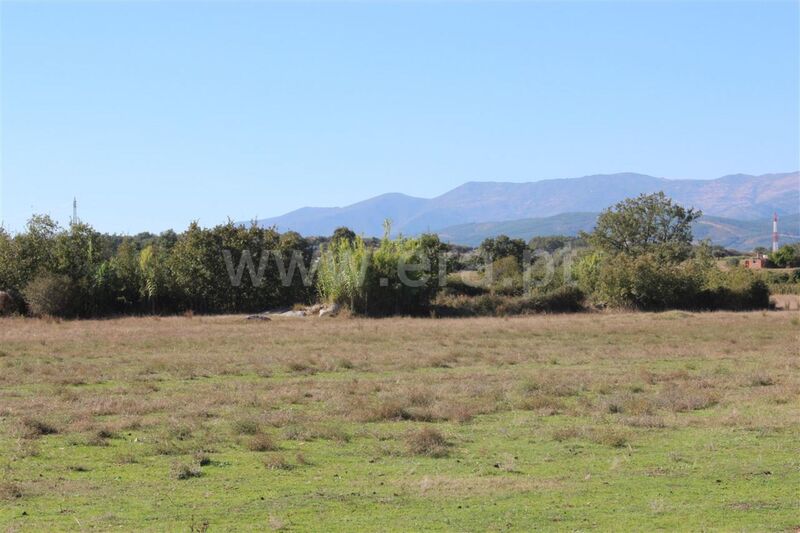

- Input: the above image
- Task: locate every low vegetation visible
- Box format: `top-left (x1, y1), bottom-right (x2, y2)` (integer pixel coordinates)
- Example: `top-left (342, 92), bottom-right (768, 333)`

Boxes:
top-left (0, 312), bottom-right (798, 529)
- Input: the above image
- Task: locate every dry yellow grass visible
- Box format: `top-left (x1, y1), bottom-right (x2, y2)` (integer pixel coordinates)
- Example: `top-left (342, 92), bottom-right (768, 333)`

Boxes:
top-left (1, 311), bottom-right (798, 439)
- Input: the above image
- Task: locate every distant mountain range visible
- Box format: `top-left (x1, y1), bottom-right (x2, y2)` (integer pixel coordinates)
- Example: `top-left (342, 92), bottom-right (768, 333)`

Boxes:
top-left (436, 212), bottom-right (800, 251)
top-left (255, 171), bottom-right (799, 250)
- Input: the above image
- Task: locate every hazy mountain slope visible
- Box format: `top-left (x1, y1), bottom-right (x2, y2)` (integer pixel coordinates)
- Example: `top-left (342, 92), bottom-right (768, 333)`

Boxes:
top-left (694, 213), bottom-right (800, 251)
top-left (410, 173), bottom-right (666, 231)
top-left (437, 213), bottom-right (800, 250)
top-left (257, 193), bottom-right (428, 236)
top-left (255, 171), bottom-right (799, 239)
top-left (666, 172), bottom-right (800, 219)
top-left (436, 213), bottom-right (599, 246)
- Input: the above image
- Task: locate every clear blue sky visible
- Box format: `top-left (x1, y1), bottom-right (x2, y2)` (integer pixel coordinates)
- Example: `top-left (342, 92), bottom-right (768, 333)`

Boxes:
top-left (1, 1), bottom-right (798, 234)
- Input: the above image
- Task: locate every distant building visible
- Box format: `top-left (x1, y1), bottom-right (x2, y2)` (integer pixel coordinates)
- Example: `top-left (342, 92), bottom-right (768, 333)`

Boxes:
top-left (743, 254), bottom-right (769, 269)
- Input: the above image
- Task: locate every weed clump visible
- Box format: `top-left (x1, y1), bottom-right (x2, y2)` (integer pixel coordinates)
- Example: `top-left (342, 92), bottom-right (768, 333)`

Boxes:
top-left (264, 454), bottom-right (293, 470)
top-left (282, 424), bottom-right (350, 443)
top-left (749, 373), bottom-right (775, 387)
top-left (361, 400), bottom-right (412, 422)
top-left (0, 482), bottom-right (23, 500)
top-left (287, 361), bottom-right (318, 375)
top-left (590, 427), bottom-right (630, 448)
top-left (87, 427), bottom-right (119, 446)
top-left (232, 418), bottom-right (261, 435)
top-left (405, 427), bottom-right (450, 457)
top-left (192, 451), bottom-right (211, 466)
top-left (295, 452), bottom-right (309, 466)
top-left (247, 433), bottom-right (278, 452)
top-left (657, 386), bottom-right (718, 412)
top-left (171, 462), bottom-right (202, 480)
top-left (551, 426), bottom-right (583, 442)
top-left (115, 453), bottom-right (139, 464)
top-left (20, 417), bottom-right (58, 439)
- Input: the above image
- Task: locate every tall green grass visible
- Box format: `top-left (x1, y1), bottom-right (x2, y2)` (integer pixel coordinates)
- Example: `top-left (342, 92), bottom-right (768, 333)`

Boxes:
top-left (316, 236), bottom-right (368, 308)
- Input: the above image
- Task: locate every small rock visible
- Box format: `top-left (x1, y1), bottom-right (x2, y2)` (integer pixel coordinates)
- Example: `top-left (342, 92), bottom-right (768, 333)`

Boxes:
top-left (320, 303), bottom-right (341, 317)
top-left (279, 310), bottom-right (306, 317)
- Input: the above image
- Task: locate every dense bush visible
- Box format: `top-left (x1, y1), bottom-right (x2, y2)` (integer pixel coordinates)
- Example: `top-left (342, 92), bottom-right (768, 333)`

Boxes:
top-left (699, 268), bottom-right (770, 310)
top-left (439, 273), bottom-right (489, 297)
top-left (486, 256), bottom-right (523, 296)
top-left (769, 244), bottom-right (800, 268)
top-left (583, 252), bottom-right (701, 310)
top-left (575, 250), bottom-right (770, 311)
top-left (23, 273), bottom-right (76, 317)
top-left (434, 286), bottom-right (585, 316)
top-left (762, 268), bottom-right (800, 295)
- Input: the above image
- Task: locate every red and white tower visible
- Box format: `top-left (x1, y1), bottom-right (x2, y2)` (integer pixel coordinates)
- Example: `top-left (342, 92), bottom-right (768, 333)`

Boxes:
top-left (772, 212), bottom-right (779, 253)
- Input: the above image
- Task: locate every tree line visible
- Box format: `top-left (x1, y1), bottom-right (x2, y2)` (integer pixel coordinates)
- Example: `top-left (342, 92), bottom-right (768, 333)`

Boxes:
top-left (0, 192), bottom-right (779, 318)
top-left (0, 217), bottom-right (316, 317)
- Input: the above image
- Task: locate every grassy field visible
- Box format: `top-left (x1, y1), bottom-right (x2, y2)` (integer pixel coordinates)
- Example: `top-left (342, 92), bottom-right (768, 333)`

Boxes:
top-left (1, 311), bottom-right (798, 531)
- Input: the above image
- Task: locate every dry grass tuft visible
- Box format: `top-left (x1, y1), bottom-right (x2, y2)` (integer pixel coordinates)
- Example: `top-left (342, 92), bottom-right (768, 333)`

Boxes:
top-left (358, 399), bottom-right (413, 422)
top-left (0, 482), bottom-right (24, 501)
top-left (282, 424), bottom-right (350, 443)
top-left (516, 393), bottom-right (566, 413)
top-left (86, 432), bottom-right (111, 447)
top-left (232, 418), bottom-right (261, 435)
top-left (247, 433), bottom-right (279, 452)
top-left (589, 426), bottom-right (631, 448)
top-left (295, 452), bottom-right (309, 466)
top-left (152, 440), bottom-right (184, 456)
top-left (95, 428), bottom-right (118, 440)
top-left (171, 461), bottom-right (202, 480)
top-left (19, 417), bottom-right (58, 439)
top-left (268, 515), bottom-right (288, 530)
top-left (115, 453), bottom-right (139, 464)
top-left (168, 423), bottom-right (193, 441)
top-left (551, 426), bottom-right (583, 442)
top-left (551, 425), bottom-right (631, 447)
top-left (657, 386), bottom-right (718, 412)
top-left (748, 373), bottom-right (775, 387)
top-left (622, 415), bottom-right (666, 428)
top-left (405, 427), bottom-right (450, 457)
top-left (287, 361), bottom-right (318, 375)
top-left (263, 454), bottom-right (293, 470)
top-left (193, 451), bottom-right (211, 466)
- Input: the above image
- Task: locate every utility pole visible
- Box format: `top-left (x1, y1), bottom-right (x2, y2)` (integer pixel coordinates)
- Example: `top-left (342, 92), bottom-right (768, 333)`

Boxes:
top-left (71, 197), bottom-right (80, 226)
top-left (772, 213), bottom-right (778, 253)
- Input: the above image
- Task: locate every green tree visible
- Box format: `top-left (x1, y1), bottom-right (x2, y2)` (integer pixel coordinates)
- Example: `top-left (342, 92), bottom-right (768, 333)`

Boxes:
top-left (479, 235), bottom-right (527, 266)
top-left (51, 222), bottom-right (111, 316)
top-left (0, 227), bottom-right (21, 295)
top-left (769, 245), bottom-right (798, 268)
top-left (332, 227), bottom-right (356, 244)
top-left (108, 238), bottom-right (143, 309)
top-left (14, 215), bottom-right (59, 287)
top-left (584, 192), bottom-right (701, 262)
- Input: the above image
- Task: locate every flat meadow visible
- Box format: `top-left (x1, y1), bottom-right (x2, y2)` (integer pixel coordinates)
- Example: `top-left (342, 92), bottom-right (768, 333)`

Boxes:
top-left (0, 311), bottom-right (798, 531)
